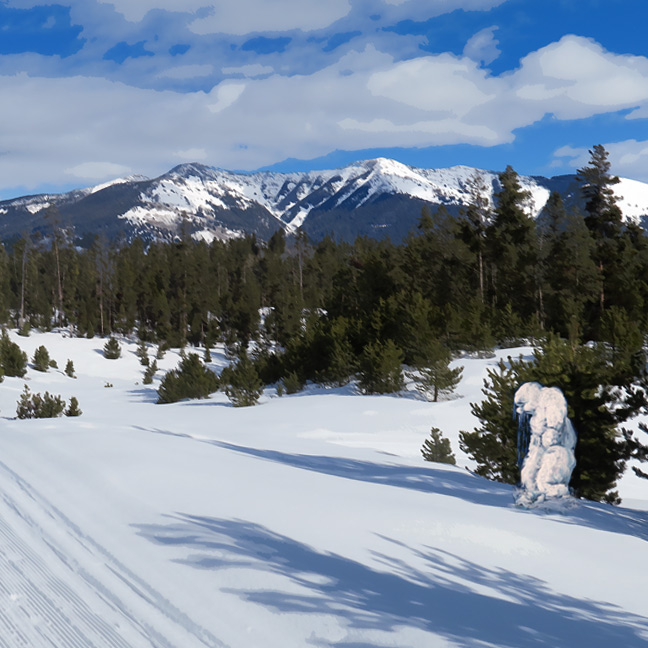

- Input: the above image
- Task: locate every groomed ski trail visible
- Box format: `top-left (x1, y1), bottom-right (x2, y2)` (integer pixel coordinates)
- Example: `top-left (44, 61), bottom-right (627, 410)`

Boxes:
top-left (0, 458), bottom-right (228, 648)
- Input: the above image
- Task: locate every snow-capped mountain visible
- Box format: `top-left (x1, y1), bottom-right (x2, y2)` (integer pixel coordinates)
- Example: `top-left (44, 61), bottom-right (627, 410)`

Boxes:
top-left (1, 158), bottom-right (647, 245)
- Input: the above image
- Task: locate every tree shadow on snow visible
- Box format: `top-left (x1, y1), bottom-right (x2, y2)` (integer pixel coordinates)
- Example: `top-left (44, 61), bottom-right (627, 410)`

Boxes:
top-left (133, 427), bottom-right (648, 543)
top-left (133, 514), bottom-right (648, 648)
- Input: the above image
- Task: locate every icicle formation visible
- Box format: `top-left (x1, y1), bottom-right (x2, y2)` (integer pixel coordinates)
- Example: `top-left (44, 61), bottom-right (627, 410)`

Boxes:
top-left (513, 382), bottom-right (577, 507)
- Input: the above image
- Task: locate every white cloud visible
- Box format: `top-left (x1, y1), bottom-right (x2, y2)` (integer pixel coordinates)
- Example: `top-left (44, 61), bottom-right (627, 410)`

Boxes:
top-left (175, 147), bottom-right (208, 160)
top-left (65, 161), bottom-right (132, 180)
top-left (463, 26), bottom-right (500, 65)
top-left (511, 36), bottom-right (648, 119)
top-left (4, 31), bottom-right (648, 194)
top-left (207, 82), bottom-right (246, 113)
top-left (368, 54), bottom-right (499, 116)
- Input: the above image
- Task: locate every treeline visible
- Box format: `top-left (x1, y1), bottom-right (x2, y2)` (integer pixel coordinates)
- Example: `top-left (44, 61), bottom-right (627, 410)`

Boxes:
top-left (1, 146), bottom-right (646, 370)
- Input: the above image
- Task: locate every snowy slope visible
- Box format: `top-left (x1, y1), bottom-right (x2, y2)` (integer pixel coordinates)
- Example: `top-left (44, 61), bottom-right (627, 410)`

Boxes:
top-left (0, 330), bottom-right (647, 647)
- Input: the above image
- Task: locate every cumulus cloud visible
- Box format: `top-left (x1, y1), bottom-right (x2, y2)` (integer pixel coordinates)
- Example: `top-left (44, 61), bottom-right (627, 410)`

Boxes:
top-left (368, 54), bottom-right (500, 115)
top-left (4, 33), bottom-right (648, 191)
top-left (463, 26), bottom-right (500, 65)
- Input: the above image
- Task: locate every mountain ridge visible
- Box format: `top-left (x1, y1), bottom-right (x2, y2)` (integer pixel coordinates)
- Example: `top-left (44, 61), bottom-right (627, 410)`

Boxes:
top-left (1, 158), bottom-right (647, 245)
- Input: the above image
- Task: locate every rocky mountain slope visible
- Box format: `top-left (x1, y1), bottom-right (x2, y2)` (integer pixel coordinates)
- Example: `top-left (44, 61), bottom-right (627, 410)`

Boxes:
top-left (1, 158), bottom-right (647, 245)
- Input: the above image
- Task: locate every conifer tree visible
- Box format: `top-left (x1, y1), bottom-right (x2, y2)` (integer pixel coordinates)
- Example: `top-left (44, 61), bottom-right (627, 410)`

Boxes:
top-left (143, 359), bottom-right (158, 385)
top-left (413, 340), bottom-right (463, 402)
top-left (576, 144), bottom-right (623, 315)
top-left (486, 166), bottom-right (539, 327)
top-left (65, 359), bottom-right (76, 378)
top-left (16, 385), bottom-right (66, 419)
top-left (0, 330), bottom-right (27, 377)
top-left (157, 353), bottom-right (218, 404)
top-left (223, 352), bottom-right (263, 407)
top-left (103, 336), bottom-right (121, 359)
top-left (421, 427), bottom-right (456, 464)
top-left (459, 171), bottom-right (491, 304)
top-left (357, 339), bottom-right (404, 394)
top-left (65, 397), bottom-right (82, 417)
top-left (540, 195), bottom-right (599, 337)
top-left (32, 345), bottom-right (51, 372)
top-left (136, 339), bottom-right (149, 366)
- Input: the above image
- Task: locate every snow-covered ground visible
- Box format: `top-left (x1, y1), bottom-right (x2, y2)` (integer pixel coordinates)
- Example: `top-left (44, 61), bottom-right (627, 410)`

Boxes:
top-left (1, 330), bottom-right (647, 648)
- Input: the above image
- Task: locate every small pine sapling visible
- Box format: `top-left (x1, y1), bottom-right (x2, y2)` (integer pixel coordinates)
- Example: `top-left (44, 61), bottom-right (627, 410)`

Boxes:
top-left (65, 397), bottom-right (82, 417)
top-left (421, 427), bottom-right (456, 464)
top-left (282, 370), bottom-right (303, 394)
top-left (16, 385), bottom-right (66, 419)
top-left (65, 359), bottom-right (76, 378)
top-left (143, 359), bottom-right (158, 384)
top-left (223, 353), bottom-right (263, 407)
top-left (103, 336), bottom-right (122, 359)
top-left (32, 345), bottom-right (51, 372)
top-left (136, 339), bottom-right (149, 366)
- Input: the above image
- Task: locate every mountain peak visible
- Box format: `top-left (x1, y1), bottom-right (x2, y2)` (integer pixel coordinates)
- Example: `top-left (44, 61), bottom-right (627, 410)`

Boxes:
top-left (1, 158), bottom-right (648, 245)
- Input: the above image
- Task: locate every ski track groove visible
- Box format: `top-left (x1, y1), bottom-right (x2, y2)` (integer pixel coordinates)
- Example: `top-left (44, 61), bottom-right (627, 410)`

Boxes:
top-left (0, 459), bottom-right (228, 648)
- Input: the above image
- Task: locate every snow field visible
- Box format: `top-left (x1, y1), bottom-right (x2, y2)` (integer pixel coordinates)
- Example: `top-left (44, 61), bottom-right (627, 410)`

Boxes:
top-left (0, 331), bottom-right (647, 647)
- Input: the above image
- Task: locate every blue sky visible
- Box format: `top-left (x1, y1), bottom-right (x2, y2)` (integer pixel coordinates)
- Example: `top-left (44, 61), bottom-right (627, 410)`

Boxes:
top-left (1, 0), bottom-right (647, 198)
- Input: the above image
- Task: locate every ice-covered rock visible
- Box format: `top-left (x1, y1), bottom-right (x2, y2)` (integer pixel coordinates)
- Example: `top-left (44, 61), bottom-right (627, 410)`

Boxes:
top-left (514, 382), bottom-right (577, 507)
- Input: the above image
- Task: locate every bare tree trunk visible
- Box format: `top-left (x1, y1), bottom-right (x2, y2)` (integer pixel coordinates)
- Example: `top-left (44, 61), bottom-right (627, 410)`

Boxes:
top-left (19, 242), bottom-right (27, 328)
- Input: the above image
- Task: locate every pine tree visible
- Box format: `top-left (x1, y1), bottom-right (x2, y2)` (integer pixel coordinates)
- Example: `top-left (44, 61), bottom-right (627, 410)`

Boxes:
top-left (539, 196), bottom-right (599, 337)
top-left (357, 339), bottom-right (404, 394)
top-left (459, 171), bottom-right (491, 304)
top-left (157, 353), bottom-right (218, 404)
top-left (576, 144), bottom-right (623, 316)
top-left (16, 385), bottom-right (66, 419)
top-left (0, 330), bottom-right (27, 377)
top-left (223, 352), bottom-right (263, 407)
top-left (413, 340), bottom-right (463, 402)
top-left (143, 359), bottom-right (158, 384)
top-left (64, 397), bottom-right (82, 417)
top-left (136, 339), bottom-right (149, 366)
top-left (32, 345), bottom-right (51, 372)
top-left (486, 166), bottom-right (539, 329)
top-left (103, 336), bottom-right (121, 359)
top-left (65, 359), bottom-right (76, 378)
top-left (421, 427), bottom-right (456, 464)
